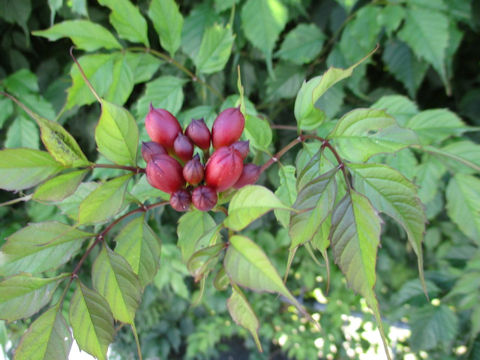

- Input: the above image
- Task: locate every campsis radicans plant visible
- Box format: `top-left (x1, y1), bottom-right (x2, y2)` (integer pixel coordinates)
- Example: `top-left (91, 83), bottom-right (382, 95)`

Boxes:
top-left (2, 36), bottom-right (470, 360)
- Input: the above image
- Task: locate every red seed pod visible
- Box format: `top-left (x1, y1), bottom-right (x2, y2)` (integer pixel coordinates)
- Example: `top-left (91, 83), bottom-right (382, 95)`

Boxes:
top-left (212, 107), bottom-right (245, 149)
top-left (173, 133), bottom-right (194, 162)
top-left (185, 118), bottom-right (211, 150)
top-left (170, 189), bottom-right (192, 212)
top-left (233, 163), bottom-right (261, 189)
top-left (230, 140), bottom-right (249, 160)
top-left (205, 146), bottom-right (243, 192)
top-left (192, 186), bottom-right (218, 212)
top-left (183, 154), bottom-right (204, 185)
top-left (145, 105), bottom-right (182, 150)
top-left (146, 154), bottom-right (185, 194)
top-left (141, 141), bottom-right (167, 162)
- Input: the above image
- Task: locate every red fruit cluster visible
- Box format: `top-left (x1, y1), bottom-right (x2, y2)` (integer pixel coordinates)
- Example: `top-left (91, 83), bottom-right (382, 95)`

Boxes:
top-left (143, 106), bottom-right (261, 212)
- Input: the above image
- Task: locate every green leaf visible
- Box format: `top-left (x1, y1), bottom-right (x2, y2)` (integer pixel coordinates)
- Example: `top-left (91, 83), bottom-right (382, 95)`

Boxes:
top-left (135, 76), bottom-right (187, 120)
top-left (194, 23), bottom-right (234, 74)
top-left (125, 52), bottom-right (162, 84)
top-left (69, 283), bottom-right (114, 360)
top-left (148, 0), bottom-right (183, 56)
top-left (5, 115), bottom-right (39, 149)
top-left (177, 210), bottom-right (218, 262)
top-left (410, 305), bottom-right (458, 351)
top-left (224, 235), bottom-right (305, 313)
top-left (33, 20), bottom-right (121, 51)
top-left (394, 279), bottom-right (440, 306)
top-left (294, 64), bottom-right (364, 130)
top-left (244, 114), bottom-right (273, 151)
top-left (224, 185), bottom-right (292, 231)
top-left (290, 168), bottom-right (337, 249)
top-left (227, 286), bottom-right (262, 352)
top-left (424, 140), bottom-right (480, 173)
top-left (329, 191), bottom-right (391, 359)
top-left (115, 215), bottom-right (162, 287)
top-left (103, 53), bottom-right (134, 106)
top-left (0, 97), bottom-right (14, 128)
top-left (348, 163), bottom-right (426, 288)
top-left (57, 182), bottom-right (100, 220)
top-left (241, 0), bottom-right (288, 71)
top-left (398, 6), bottom-right (449, 86)
top-left (275, 23), bottom-right (325, 65)
top-left (406, 109), bottom-right (468, 144)
top-left (275, 165), bottom-right (298, 228)
top-left (187, 243), bottom-right (225, 282)
top-left (92, 246), bottom-right (142, 324)
top-left (0, 221), bottom-right (93, 276)
top-left (414, 156), bottom-right (446, 204)
top-left (0, 149), bottom-right (64, 191)
top-left (129, 175), bottom-right (169, 202)
top-left (78, 174), bottom-right (132, 225)
top-left (383, 40), bottom-right (428, 97)
top-left (266, 64), bottom-right (305, 101)
top-left (96, 100), bottom-right (138, 166)
top-left (98, 0), bottom-right (149, 46)
top-left (371, 95), bottom-right (419, 126)
top-left (15, 305), bottom-right (72, 360)
top-left (0, 274), bottom-right (67, 321)
top-left (446, 174), bottom-right (480, 243)
top-left (328, 108), bottom-right (418, 162)
top-left (33, 169), bottom-right (88, 202)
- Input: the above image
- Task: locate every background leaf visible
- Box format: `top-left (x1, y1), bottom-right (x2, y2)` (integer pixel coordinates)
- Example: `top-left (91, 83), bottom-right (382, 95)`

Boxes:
top-left (194, 24), bottom-right (234, 74)
top-left (148, 0), bottom-right (183, 56)
top-left (33, 169), bottom-right (88, 202)
top-left (276, 23), bottom-right (325, 65)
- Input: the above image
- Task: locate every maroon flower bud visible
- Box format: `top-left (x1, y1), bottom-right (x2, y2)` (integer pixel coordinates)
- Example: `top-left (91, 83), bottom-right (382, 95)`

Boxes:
top-left (186, 118), bottom-right (211, 150)
top-left (145, 104), bottom-right (182, 150)
top-left (183, 154), bottom-right (204, 185)
top-left (230, 140), bottom-right (249, 160)
top-left (146, 154), bottom-right (185, 194)
top-left (192, 186), bottom-right (218, 212)
top-left (173, 133), bottom-right (194, 162)
top-left (233, 164), bottom-right (261, 189)
top-left (170, 189), bottom-right (192, 212)
top-left (205, 146), bottom-right (243, 192)
top-left (141, 141), bottom-right (167, 162)
top-left (212, 107), bottom-right (245, 149)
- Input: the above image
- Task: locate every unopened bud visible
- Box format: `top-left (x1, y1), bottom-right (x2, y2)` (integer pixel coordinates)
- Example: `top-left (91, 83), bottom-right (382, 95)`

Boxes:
top-left (183, 154), bottom-right (204, 185)
top-left (170, 189), bottom-right (192, 212)
top-left (233, 163), bottom-right (261, 189)
top-left (205, 146), bottom-right (243, 192)
top-left (212, 107), bottom-right (245, 149)
top-left (146, 154), bottom-right (185, 194)
top-left (141, 141), bottom-right (167, 162)
top-left (145, 105), bottom-right (182, 150)
top-left (173, 133), bottom-right (194, 162)
top-left (186, 118), bottom-right (211, 150)
top-left (192, 186), bottom-right (218, 211)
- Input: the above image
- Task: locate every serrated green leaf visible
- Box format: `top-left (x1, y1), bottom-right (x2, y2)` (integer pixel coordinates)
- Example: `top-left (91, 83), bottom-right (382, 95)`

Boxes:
top-left (0, 274), bottom-right (67, 321)
top-left (224, 185), bottom-right (292, 231)
top-left (0, 221), bottom-right (93, 277)
top-left (96, 100), bottom-right (138, 166)
top-left (135, 76), bottom-right (187, 120)
top-left (103, 53), bottom-right (134, 106)
top-left (266, 63), bottom-right (305, 100)
top-left (424, 140), bottom-right (480, 173)
top-left (276, 23), bottom-right (325, 65)
top-left (290, 168), bottom-right (337, 249)
top-left (0, 149), bottom-right (64, 191)
top-left (398, 6), bottom-right (449, 86)
top-left (406, 109), bottom-right (468, 144)
top-left (125, 52), bottom-right (162, 84)
top-left (378, 4), bottom-right (406, 36)
top-left (371, 95), bottom-right (419, 126)
top-left (446, 174), bottom-right (480, 243)
top-left (5, 115), bottom-right (39, 149)
top-left (394, 279), bottom-right (440, 306)
top-left (414, 156), bottom-right (446, 204)
top-left (348, 163), bottom-right (426, 289)
top-left (33, 20), bottom-right (121, 51)
top-left (410, 305), bottom-right (458, 351)
top-left (187, 243), bottom-right (225, 282)
top-left (244, 114), bottom-right (272, 151)
top-left (194, 23), bottom-right (234, 74)
top-left (0, 97), bottom-right (14, 128)
top-left (33, 169), bottom-right (88, 202)
top-left (275, 165), bottom-right (297, 228)
top-left (57, 182), bottom-right (100, 220)
top-left (383, 40), bottom-right (428, 97)
top-left (227, 286), bottom-right (262, 352)
top-left (92, 246), bottom-right (142, 324)
top-left (294, 64), bottom-right (363, 130)
top-left (14, 305), bottom-right (72, 360)
top-left (177, 210), bottom-right (219, 262)
top-left (69, 283), bottom-right (114, 360)
top-left (115, 215), bottom-right (162, 287)
top-left (328, 108), bottom-right (418, 162)
top-left (224, 235), bottom-right (305, 312)
top-left (149, 0), bottom-right (183, 56)
top-left (78, 174), bottom-right (132, 225)
top-left (241, 0), bottom-right (288, 72)
top-left (98, 0), bottom-right (149, 46)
